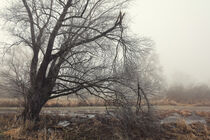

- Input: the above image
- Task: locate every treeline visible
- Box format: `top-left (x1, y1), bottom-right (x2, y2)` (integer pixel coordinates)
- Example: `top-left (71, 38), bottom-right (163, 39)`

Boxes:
top-left (166, 84), bottom-right (210, 104)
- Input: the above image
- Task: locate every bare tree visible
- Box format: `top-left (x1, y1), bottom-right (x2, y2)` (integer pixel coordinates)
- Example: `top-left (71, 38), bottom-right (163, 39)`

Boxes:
top-left (138, 50), bottom-right (164, 96)
top-left (1, 0), bottom-right (151, 121)
top-left (0, 47), bottom-right (30, 103)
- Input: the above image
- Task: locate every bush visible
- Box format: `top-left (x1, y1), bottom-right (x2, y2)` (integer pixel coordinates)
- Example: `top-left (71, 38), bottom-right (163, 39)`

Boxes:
top-left (112, 105), bottom-right (161, 139)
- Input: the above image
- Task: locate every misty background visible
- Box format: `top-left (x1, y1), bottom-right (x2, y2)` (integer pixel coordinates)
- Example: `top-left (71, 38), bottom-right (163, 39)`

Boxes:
top-left (129, 0), bottom-right (210, 86)
top-left (1, 0), bottom-right (210, 87)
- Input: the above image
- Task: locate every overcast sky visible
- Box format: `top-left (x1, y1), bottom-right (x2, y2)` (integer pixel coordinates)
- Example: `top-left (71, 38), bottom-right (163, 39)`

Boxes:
top-left (0, 0), bottom-right (210, 85)
top-left (128, 0), bottom-right (210, 85)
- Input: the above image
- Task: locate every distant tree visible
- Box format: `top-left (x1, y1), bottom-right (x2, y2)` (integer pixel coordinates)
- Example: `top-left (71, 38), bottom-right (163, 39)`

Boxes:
top-left (0, 0), bottom-right (153, 121)
top-left (166, 83), bottom-right (210, 104)
top-left (0, 47), bottom-right (30, 101)
top-left (138, 50), bottom-right (164, 96)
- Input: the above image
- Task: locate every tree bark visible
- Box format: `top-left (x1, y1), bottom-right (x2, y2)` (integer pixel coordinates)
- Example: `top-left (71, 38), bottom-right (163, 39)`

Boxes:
top-left (21, 88), bottom-right (50, 121)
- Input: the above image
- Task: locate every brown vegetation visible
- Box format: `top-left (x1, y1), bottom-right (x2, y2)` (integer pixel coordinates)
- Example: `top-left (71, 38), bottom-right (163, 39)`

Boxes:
top-left (1, 111), bottom-right (210, 140)
top-left (159, 110), bottom-right (210, 139)
top-left (0, 98), bottom-right (105, 107)
top-left (0, 98), bottom-right (21, 107)
top-left (45, 98), bottom-right (105, 107)
top-left (161, 120), bottom-right (210, 140)
top-left (0, 113), bottom-right (159, 140)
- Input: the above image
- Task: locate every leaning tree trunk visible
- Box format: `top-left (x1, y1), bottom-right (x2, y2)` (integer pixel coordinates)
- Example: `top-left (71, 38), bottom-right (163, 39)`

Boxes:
top-left (21, 88), bottom-right (50, 122)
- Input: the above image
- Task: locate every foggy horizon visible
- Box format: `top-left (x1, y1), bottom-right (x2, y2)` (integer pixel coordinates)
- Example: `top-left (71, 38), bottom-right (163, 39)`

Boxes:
top-left (128, 0), bottom-right (210, 86)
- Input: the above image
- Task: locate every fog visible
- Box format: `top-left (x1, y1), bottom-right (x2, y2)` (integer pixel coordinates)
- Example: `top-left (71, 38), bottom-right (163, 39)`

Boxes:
top-left (0, 0), bottom-right (210, 86)
top-left (128, 0), bottom-right (210, 85)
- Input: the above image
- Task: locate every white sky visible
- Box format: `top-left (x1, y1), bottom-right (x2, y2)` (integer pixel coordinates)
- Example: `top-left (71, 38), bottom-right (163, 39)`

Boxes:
top-left (0, 0), bottom-right (210, 85)
top-left (128, 0), bottom-right (210, 85)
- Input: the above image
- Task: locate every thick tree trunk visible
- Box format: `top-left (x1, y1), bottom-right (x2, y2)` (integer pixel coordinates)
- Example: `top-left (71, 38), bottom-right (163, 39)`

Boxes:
top-left (21, 88), bottom-right (50, 122)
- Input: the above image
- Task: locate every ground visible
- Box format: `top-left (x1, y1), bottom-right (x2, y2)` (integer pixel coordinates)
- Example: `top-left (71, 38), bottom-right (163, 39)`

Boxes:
top-left (0, 113), bottom-right (157, 140)
top-left (1, 108), bottom-right (210, 140)
top-left (1, 98), bottom-right (210, 140)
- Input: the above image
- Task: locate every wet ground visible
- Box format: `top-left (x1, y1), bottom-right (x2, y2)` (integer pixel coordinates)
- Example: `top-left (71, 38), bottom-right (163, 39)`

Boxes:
top-left (0, 105), bottom-right (210, 125)
top-left (1, 105), bottom-right (210, 114)
top-left (156, 105), bottom-right (210, 112)
top-left (161, 112), bottom-right (207, 124)
top-left (0, 106), bottom-right (107, 115)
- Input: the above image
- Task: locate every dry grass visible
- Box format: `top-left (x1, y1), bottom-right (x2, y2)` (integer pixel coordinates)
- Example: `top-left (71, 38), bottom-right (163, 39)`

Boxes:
top-left (1, 114), bottom-right (153, 140)
top-left (1, 97), bottom-right (210, 107)
top-left (151, 99), bottom-right (181, 106)
top-left (161, 120), bottom-right (210, 140)
top-left (151, 98), bottom-right (210, 107)
top-left (0, 97), bottom-right (105, 107)
top-left (159, 110), bottom-right (210, 139)
top-left (0, 98), bottom-right (23, 107)
top-left (1, 111), bottom-right (210, 140)
top-left (45, 97), bottom-right (105, 107)
top-left (0, 111), bottom-right (161, 140)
